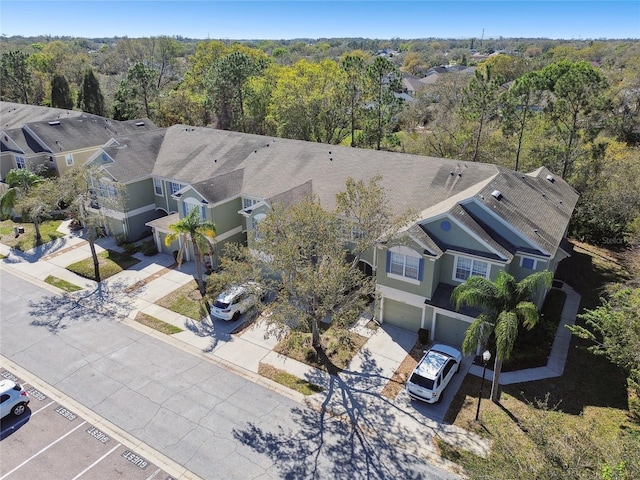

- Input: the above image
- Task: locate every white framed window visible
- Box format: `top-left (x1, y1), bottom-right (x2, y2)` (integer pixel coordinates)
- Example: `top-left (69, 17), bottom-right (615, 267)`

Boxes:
top-left (520, 256), bottom-right (537, 270)
top-left (386, 247), bottom-right (423, 282)
top-left (153, 178), bottom-right (163, 196)
top-left (454, 256), bottom-right (489, 282)
top-left (243, 198), bottom-right (257, 210)
top-left (65, 154), bottom-right (74, 166)
top-left (15, 156), bottom-right (26, 169)
top-left (183, 198), bottom-right (206, 220)
top-left (170, 182), bottom-right (185, 195)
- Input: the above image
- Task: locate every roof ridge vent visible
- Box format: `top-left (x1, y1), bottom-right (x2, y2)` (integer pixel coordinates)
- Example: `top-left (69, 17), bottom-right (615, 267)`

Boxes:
top-left (491, 190), bottom-right (503, 201)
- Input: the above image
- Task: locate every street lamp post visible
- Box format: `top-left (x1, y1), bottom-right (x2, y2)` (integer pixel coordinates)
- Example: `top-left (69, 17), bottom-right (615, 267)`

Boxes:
top-left (475, 350), bottom-right (491, 422)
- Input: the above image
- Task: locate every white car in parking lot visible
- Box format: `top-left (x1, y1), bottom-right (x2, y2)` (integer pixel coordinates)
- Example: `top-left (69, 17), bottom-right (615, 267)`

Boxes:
top-left (406, 344), bottom-right (462, 404)
top-left (210, 282), bottom-right (263, 321)
top-left (0, 379), bottom-right (30, 418)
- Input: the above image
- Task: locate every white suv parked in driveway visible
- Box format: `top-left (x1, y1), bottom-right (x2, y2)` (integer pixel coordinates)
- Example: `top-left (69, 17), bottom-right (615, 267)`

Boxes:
top-left (210, 282), bottom-right (263, 321)
top-left (406, 344), bottom-right (462, 404)
top-left (0, 379), bottom-right (30, 418)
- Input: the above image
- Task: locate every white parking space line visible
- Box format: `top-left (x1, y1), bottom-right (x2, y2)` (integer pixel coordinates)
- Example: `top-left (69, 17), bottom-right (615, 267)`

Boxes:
top-left (0, 421), bottom-right (87, 480)
top-left (145, 467), bottom-right (162, 479)
top-left (70, 442), bottom-right (122, 480)
top-left (30, 400), bottom-right (56, 416)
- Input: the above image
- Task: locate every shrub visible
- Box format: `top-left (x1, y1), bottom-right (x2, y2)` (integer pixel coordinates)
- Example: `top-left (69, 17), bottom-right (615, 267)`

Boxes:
top-left (140, 240), bottom-right (158, 256)
top-left (418, 328), bottom-right (430, 345)
top-left (114, 233), bottom-right (128, 245)
top-left (122, 242), bottom-right (138, 254)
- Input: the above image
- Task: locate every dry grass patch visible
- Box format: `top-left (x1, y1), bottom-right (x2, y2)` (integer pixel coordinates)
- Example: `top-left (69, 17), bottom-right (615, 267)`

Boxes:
top-left (258, 363), bottom-right (324, 396)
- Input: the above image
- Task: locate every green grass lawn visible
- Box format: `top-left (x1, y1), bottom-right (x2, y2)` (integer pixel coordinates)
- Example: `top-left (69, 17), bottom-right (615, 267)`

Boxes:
top-left (67, 249), bottom-right (140, 280)
top-left (134, 312), bottom-right (183, 334)
top-left (44, 275), bottom-right (83, 292)
top-left (258, 363), bottom-right (324, 395)
top-left (0, 219), bottom-right (64, 251)
top-left (156, 280), bottom-right (209, 320)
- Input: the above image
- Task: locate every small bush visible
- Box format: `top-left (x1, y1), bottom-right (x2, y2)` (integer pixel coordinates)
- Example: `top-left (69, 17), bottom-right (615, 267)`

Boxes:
top-left (122, 242), bottom-right (138, 254)
top-left (114, 233), bottom-right (128, 246)
top-left (140, 240), bottom-right (158, 256)
top-left (418, 328), bottom-right (430, 345)
top-left (304, 347), bottom-right (317, 362)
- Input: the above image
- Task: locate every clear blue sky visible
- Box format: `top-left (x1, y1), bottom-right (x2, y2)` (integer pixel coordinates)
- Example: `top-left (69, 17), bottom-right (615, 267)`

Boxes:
top-left (1, 1), bottom-right (638, 40)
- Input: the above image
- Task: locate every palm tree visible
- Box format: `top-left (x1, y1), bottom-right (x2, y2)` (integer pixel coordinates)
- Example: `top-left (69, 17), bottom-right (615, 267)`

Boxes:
top-left (451, 270), bottom-right (553, 402)
top-left (0, 169), bottom-right (44, 217)
top-left (165, 207), bottom-right (217, 296)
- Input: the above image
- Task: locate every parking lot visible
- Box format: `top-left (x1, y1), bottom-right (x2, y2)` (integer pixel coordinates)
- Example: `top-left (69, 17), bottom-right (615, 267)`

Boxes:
top-left (0, 368), bottom-right (184, 480)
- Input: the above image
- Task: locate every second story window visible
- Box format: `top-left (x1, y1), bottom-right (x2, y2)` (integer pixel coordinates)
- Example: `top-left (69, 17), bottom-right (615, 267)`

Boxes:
top-left (243, 198), bottom-right (257, 210)
top-left (153, 178), bottom-right (163, 196)
top-left (454, 256), bottom-right (489, 282)
top-left (15, 156), bottom-right (26, 169)
top-left (170, 182), bottom-right (185, 195)
top-left (386, 247), bottom-right (423, 282)
top-left (65, 154), bottom-right (74, 166)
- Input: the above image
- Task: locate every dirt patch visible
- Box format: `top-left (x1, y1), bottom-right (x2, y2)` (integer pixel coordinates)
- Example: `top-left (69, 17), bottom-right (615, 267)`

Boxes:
top-left (380, 340), bottom-right (429, 400)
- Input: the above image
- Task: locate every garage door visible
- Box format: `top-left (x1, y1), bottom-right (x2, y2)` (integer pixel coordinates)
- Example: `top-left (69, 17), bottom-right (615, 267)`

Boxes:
top-left (434, 313), bottom-right (471, 348)
top-left (382, 299), bottom-right (422, 331)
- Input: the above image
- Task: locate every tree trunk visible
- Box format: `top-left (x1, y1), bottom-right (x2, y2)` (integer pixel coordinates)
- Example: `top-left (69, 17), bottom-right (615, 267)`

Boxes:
top-left (311, 318), bottom-right (320, 348)
top-left (193, 241), bottom-right (205, 296)
top-left (490, 356), bottom-right (503, 402)
top-left (88, 228), bottom-right (101, 283)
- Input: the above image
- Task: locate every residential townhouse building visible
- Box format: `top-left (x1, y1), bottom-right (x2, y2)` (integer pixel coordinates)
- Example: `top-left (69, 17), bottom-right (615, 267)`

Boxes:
top-left (0, 102), bottom-right (578, 347)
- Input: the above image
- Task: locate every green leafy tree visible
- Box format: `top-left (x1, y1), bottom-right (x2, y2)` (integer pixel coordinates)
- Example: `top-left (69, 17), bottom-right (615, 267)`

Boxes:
top-left (57, 167), bottom-right (124, 283)
top-left (50, 74), bottom-right (74, 109)
top-left (451, 270), bottom-right (553, 401)
top-left (363, 56), bottom-right (403, 150)
top-left (165, 207), bottom-right (217, 296)
top-left (501, 71), bottom-right (543, 171)
top-left (254, 176), bottom-right (410, 349)
top-left (1, 50), bottom-right (33, 104)
top-left (461, 66), bottom-right (503, 162)
top-left (568, 286), bottom-right (640, 422)
top-left (341, 53), bottom-right (367, 147)
top-left (538, 61), bottom-right (608, 179)
top-left (205, 51), bottom-right (267, 132)
top-left (14, 179), bottom-right (58, 244)
top-left (0, 169), bottom-right (45, 218)
top-left (77, 68), bottom-right (104, 116)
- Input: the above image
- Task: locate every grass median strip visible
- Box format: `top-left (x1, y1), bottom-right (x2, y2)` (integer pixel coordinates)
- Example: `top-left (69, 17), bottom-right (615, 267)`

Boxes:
top-left (258, 363), bottom-right (324, 396)
top-left (44, 275), bottom-right (82, 292)
top-left (134, 311), bottom-right (183, 334)
top-left (156, 280), bottom-right (208, 320)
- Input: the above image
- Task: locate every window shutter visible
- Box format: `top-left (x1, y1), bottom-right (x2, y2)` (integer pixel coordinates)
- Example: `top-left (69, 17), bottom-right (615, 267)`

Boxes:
top-left (201, 205), bottom-right (206, 220)
top-left (385, 251), bottom-right (391, 273)
top-left (182, 202), bottom-right (187, 217)
top-left (418, 258), bottom-right (424, 281)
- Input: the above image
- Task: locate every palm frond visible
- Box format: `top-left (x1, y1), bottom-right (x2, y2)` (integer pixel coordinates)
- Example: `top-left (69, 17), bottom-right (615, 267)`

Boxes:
top-left (495, 311), bottom-right (519, 360)
top-left (516, 301), bottom-right (540, 330)
top-left (461, 314), bottom-right (494, 355)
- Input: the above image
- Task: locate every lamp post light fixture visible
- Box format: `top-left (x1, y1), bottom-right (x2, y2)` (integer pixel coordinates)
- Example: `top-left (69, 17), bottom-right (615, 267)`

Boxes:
top-left (475, 349), bottom-right (492, 422)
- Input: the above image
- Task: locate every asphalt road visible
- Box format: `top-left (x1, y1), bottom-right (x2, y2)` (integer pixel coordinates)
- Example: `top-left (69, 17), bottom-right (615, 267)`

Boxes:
top-left (0, 268), bottom-right (458, 480)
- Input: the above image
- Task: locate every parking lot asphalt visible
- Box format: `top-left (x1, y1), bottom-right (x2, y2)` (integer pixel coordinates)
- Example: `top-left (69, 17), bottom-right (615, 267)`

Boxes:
top-left (1, 363), bottom-right (196, 480)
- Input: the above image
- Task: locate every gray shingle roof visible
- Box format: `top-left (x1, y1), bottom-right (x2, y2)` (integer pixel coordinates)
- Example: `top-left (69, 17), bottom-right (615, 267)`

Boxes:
top-left (0, 101), bottom-right (82, 130)
top-left (100, 129), bottom-right (166, 183)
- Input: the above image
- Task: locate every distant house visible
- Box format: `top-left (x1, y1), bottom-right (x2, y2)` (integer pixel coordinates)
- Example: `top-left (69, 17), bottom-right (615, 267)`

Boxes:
top-left (0, 102), bottom-right (578, 347)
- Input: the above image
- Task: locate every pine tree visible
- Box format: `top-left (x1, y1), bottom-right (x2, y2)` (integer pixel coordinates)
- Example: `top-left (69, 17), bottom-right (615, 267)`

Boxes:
top-left (51, 74), bottom-right (74, 109)
top-left (77, 69), bottom-right (104, 116)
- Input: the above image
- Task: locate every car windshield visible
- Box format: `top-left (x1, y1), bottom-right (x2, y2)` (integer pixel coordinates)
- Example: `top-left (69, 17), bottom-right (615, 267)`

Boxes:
top-left (409, 373), bottom-right (434, 390)
top-left (213, 300), bottom-right (230, 309)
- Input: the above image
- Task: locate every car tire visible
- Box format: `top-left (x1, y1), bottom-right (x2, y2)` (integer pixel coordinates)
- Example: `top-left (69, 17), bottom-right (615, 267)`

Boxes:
top-left (232, 311), bottom-right (240, 321)
top-left (454, 362), bottom-right (460, 374)
top-left (436, 393), bottom-right (442, 404)
top-left (11, 402), bottom-right (27, 416)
